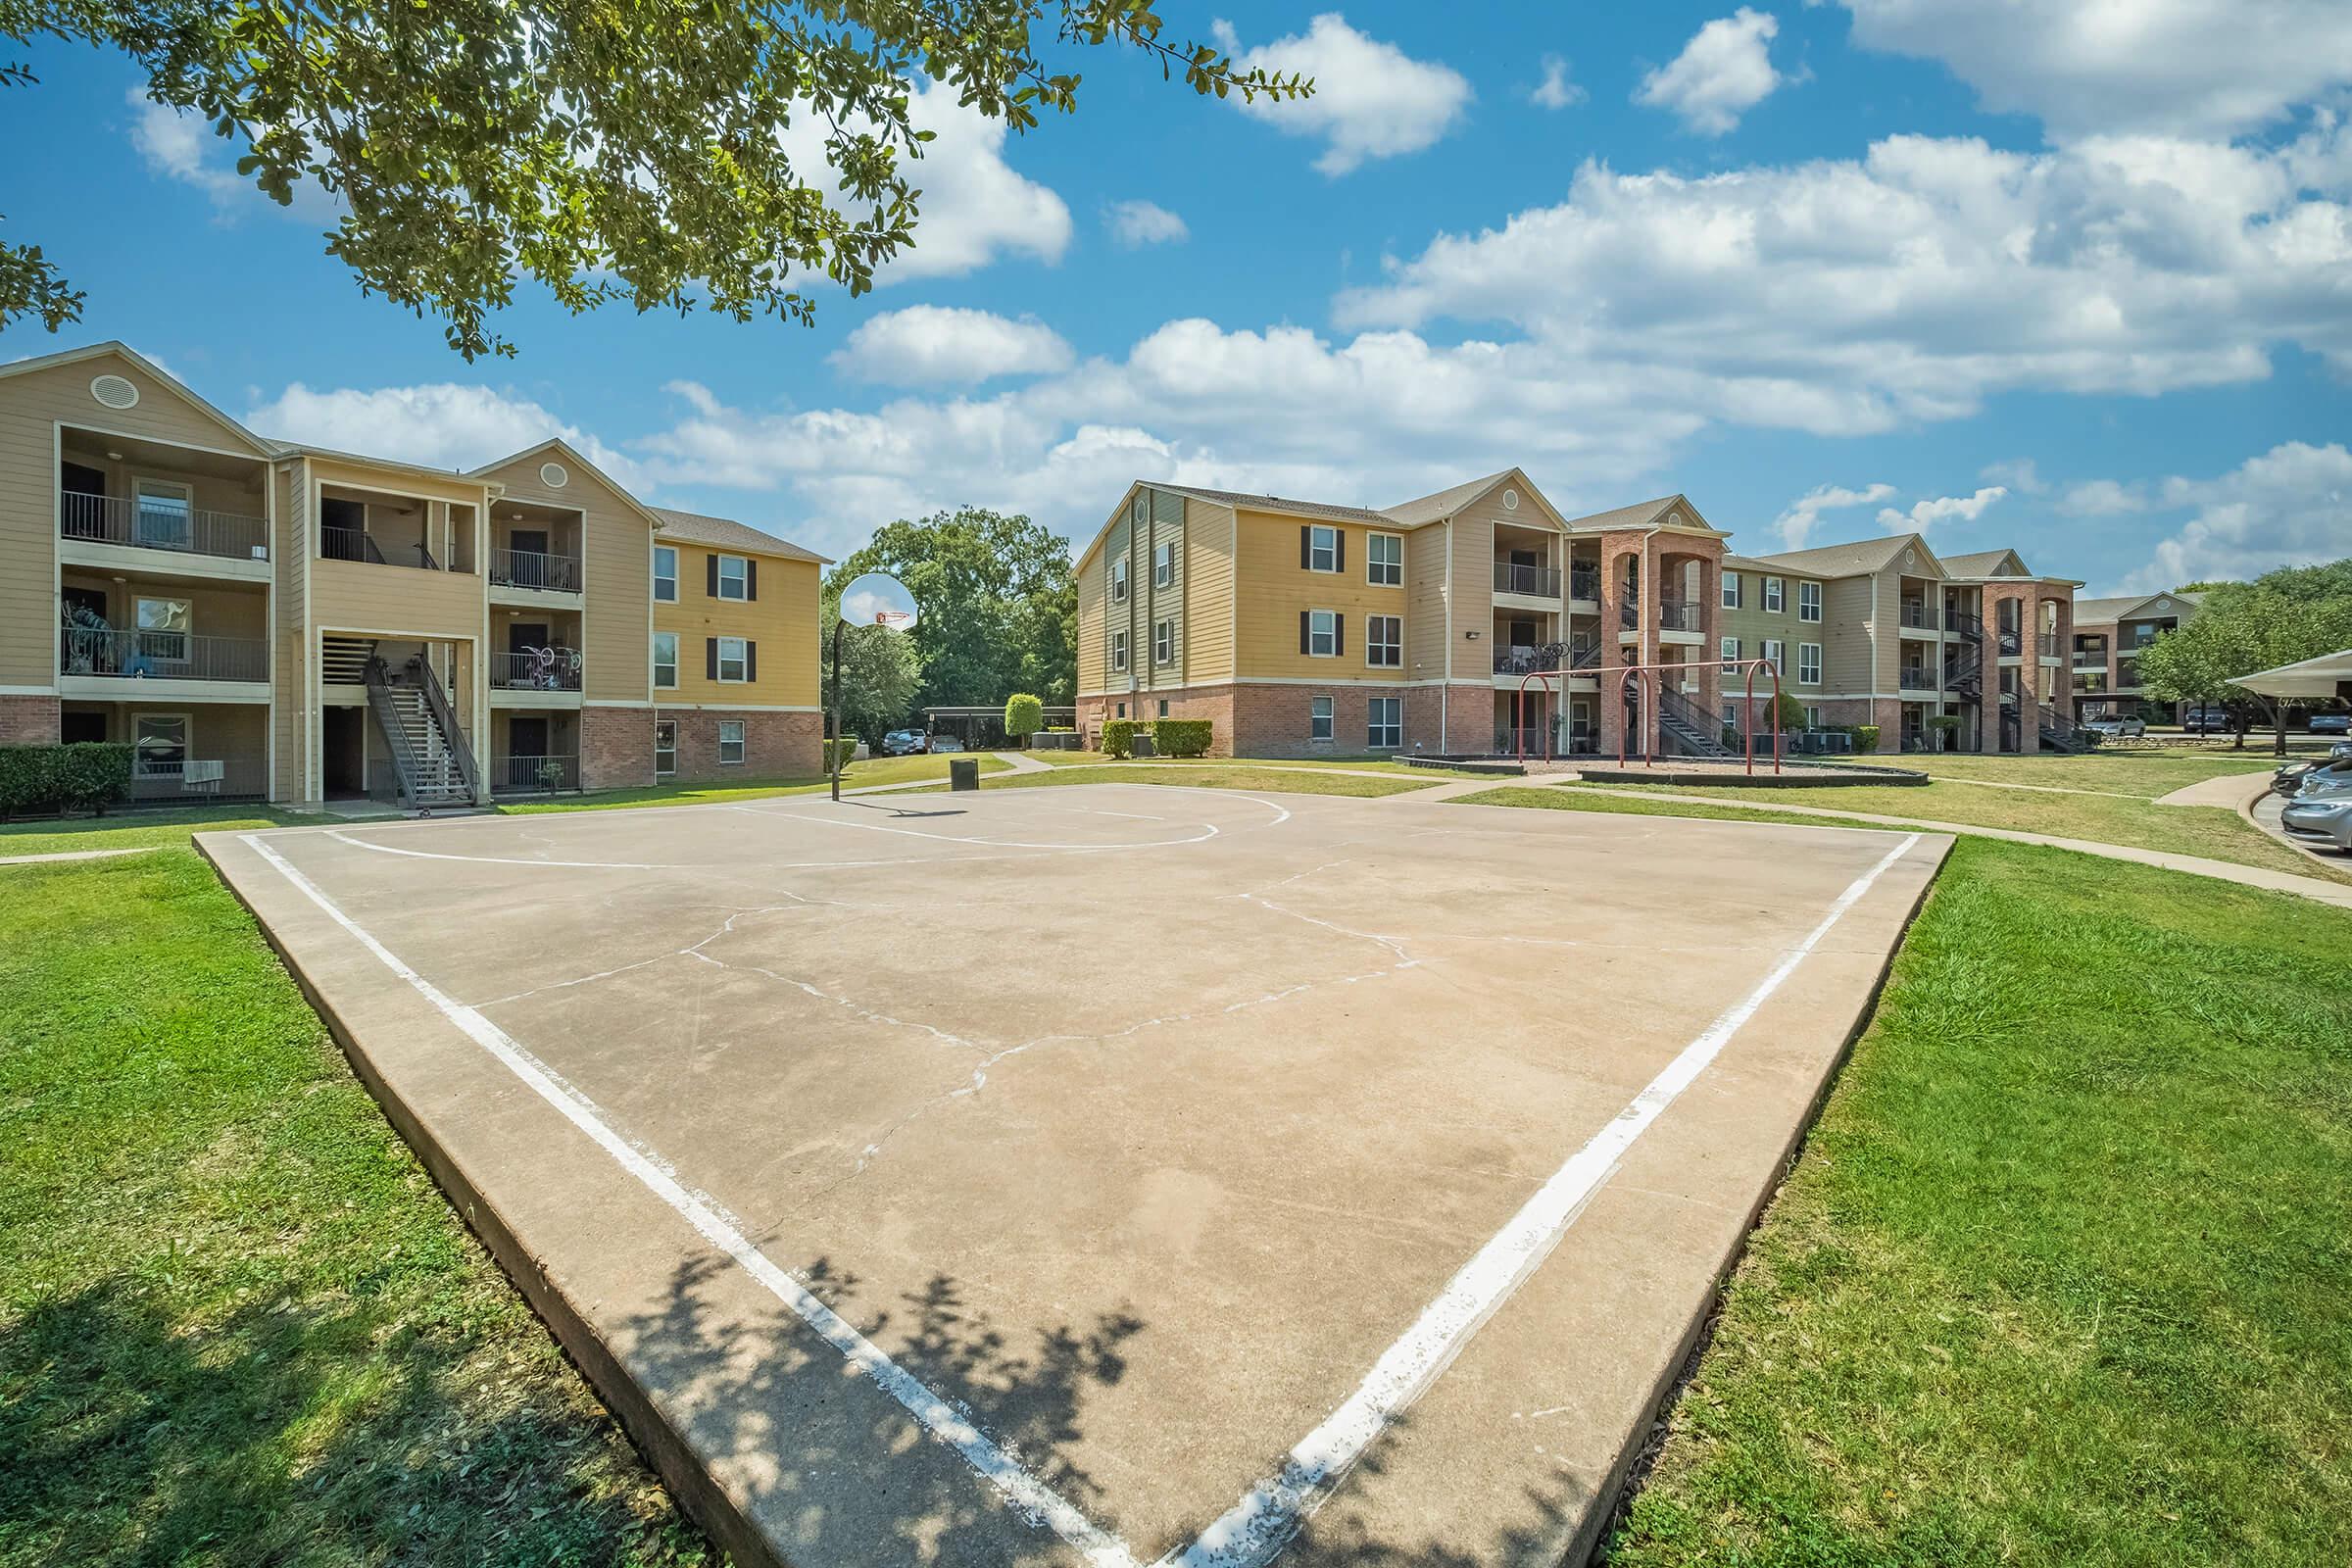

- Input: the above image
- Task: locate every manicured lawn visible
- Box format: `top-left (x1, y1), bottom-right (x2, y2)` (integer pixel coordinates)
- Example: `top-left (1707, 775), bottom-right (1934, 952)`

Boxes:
top-left (0, 851), bottom-right (713, 1567)
top-left (499, 750), bottom-right (1004, 812)
top-left (1450, 785), bottom-right (1934, 835)
top-left (0, 806), bottom-right (306, 858)
top-left (1892, 749), bottom-right (2275, 798)
top-left (958, 762), bottom-right (1442, 797)
top-left (1600, 838), bottom-right (2352, 1567)
top-left (1022, 750), bottom-right (1486, 774)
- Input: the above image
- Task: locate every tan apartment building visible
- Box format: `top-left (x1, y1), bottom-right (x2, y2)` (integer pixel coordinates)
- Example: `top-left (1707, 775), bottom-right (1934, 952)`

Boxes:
top-left (1719, 538), bottom-right (2082, 753)
top-left (2070, 590), bottom-right (2202, 723)
top-left (1072, 472), bottom-right (1736, 759)
top-left (4, 343), bottom-right (822, 808)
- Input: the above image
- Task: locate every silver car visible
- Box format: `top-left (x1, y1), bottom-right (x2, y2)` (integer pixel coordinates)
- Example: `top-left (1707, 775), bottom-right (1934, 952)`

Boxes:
top-left (2280, 792), bottom-right (2352, 853)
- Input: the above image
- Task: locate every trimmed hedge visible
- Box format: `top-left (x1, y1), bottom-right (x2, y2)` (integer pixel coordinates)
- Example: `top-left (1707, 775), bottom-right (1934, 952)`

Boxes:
top-left (1151, 718), bottom-right (1212, 758)
top-left (1101, 719), bottom-right (1138, 760)
top-left (1004, 693), bottom-right (1044, 740)
top-left (1849, 723), bottom-right (1882, 755)
top-left (825, 737), bottom-right (858, 772)
top-left (0, 743), bottom-right (133, 818)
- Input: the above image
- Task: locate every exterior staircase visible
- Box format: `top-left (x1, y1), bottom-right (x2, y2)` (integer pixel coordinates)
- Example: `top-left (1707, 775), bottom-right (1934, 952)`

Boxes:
top-left (363, 654), bottom-right (483, 810)
top-left (1657, 685), bottom-right (1739, 760)
top-left (2039, 710), bottom-right (2097, 753)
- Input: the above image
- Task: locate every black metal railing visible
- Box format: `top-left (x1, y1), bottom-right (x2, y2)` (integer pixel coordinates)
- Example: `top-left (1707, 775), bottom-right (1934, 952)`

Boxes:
top-left (1949, 615), bottom-right (1983, 642)
top-left (1493, 561), bottom-right (1560, 597)
top-left (319, 524), bottom-right (384, 564)
top-left (59, 489), bottom-right (269, 562)
top-left (1656, 596), bottom-right (1702, 632)
top-left (1567, 564), bottom-right (1600, 602)
top-left (492, 754), bottom-right (581, 793)
top-left (490, 547), bottom-right (584, 593)
top-left (1899, 601), bottom-right (1937, 630)
top-left (2037, 631), bottom-right (2059, 658)
top-left (1899, 663), bottom-right (1935, 689)
top-left (1495, 643), bottom-right (1564, 676)
top-left (490, 647), bottom-right (584, 691)
top-left (1567, 636), bottom-right (1601, 669)
top-left (59, 627), bottom-right (268, 683)
top-left (126, 754), bottom-right (270, 803)
top-left (1996, 629), bottom-right (2022, 656)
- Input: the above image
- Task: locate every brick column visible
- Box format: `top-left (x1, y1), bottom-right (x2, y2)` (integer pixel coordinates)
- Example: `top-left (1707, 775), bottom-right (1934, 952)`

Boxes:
top-left (1596, 532), bottom-right (1658, 758)
top-left (0, 695), bottom-right (60, 747)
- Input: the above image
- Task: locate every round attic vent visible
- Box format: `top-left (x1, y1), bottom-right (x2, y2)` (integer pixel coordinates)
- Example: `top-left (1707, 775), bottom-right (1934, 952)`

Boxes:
top-left (1904, 548), bottom-right (1918, 566)
top-left (90, 373), bottom-right (140, 411)
top-left (1501, 488), bottom-right (1520, 511)
top-left (2156, 597), bottom-right (2171, 610)
top-left (539, 461), bottom-right (569, 489)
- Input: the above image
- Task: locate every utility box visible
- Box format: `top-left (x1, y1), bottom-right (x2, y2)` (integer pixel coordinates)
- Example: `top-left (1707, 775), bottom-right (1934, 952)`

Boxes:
top-left (949, 757), bottom-right (980, 792)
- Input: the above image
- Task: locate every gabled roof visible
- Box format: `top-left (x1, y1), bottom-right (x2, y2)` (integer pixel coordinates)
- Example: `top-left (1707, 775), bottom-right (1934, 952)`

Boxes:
top-left (1380, 470), bottom-right (1519, 528)
top-left (1728, 532), bottom-right (1934, 580)
top-left (1555, 495), bottom-right (1683, 534)
top-left (1152, 484), bottom-right (1393, 524)
top-left (648, 507), bottom-right (828, 564)
top-left (0, 340), bottom-right (277, 457)
top-left (2074, 589), bottom-right (2203, 625)
top-left (469, 437), bottom-right (673, 535)
top-left (1941, 548), bottom-right (2028, 578)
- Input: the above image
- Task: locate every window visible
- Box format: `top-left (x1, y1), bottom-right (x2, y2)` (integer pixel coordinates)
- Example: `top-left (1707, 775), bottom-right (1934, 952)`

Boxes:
top-left (1111, 557), bottom-right (1129, 603)
top-left (131, 713), bottom-right (186, 777)
top-left (1115, 701), bottom-right (1127, 718)
top-left (1367, 532), bottom-right (1403, 586)
top-left (1309, 695), bottom-right (1335, 742)
top-left (1798, 642), bottom-right (1823, 685)
top-left (715, 635), bottom-right (748, 682)
top-left (653, 631), bottom-right (678, 689)
top-left (1306, 610), bottom-right (1339, 658)
top-left (135, 596), bottom-right (190, 664)
top-left (1721, 572), bottom-right (1742, 610)
top-left (1153, 540), bottom-right (1173, 589)
top-left (654, 546), bottom-right (677, 602)
top-left (1111, 629), bottom-right (1129, 671)
top-left (715, 554), bottom-right (748, 600)
top-left (1804, 705), bottom-right (1822, 729)
top-left (134, 479), bottom-right (193, 549)
top-left (1797, 580), bottom-right (1822, 622)
top-left (1764, 576), bottom-right (1785, 613)
top-left (1720, 635), bottom-right (1740, 672)
top-left (1154, 618), bottom-right (1175, 665)
top-left (1368, 696), bottom-right (1401, 750)
top-left (1762, 637), bottom-right (1785, 672)
top-left (1157, 699), bottom-right (1169, 718)
top-left (717, 719), bottom-right (745, 765)
top-left (1365, 613), bottom-right (1402, 668)
top-left (654, 719), bottom-right (677, 776)
top-left (1305, 524), bottom-right (1339, 573)
top-left (1721, 703), bottom-right (1738, 728)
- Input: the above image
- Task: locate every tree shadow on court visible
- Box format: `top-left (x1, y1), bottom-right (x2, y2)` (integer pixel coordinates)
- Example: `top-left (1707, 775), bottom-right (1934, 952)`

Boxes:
top-left (613, 1251), bottom-right (1145, 1566)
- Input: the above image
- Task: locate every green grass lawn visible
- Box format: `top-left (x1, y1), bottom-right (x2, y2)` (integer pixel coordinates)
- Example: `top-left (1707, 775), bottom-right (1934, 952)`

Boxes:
top-left (1601, 837), bottom-right (2352, 1568)
top-left (951, 762), bottom-right (1443, 797)
top-left (498, 750), bottom-right (1004, 813)
top-left (1450, 785), bottom-right (1936, 835)
top-left (0, 851), bottom-right (713, 1567)
top-left (1020, 750), bottom-right (1486, 775)
top-left (1891, 749), bottom-right (2276, 798)
top-left (0, 806), bottom-right (308, 859)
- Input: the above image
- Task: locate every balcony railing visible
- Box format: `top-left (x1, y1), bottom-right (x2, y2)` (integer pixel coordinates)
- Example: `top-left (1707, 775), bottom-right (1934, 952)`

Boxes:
top-left (2074, 646), bottom-right (2108, 666)
top-left (1657, 596), bottom-right (1701, 632)
top-left (321, 525), bottom-right (441, 570)
top-left (1898, 601), bottom-right (1937, 630)
top-left (491, 647), bottom-right (584, 691)
top-left (491, 548), bottom-right (583, 594)
top-left (1949, 616), bottom-right (1983, 643)
top-left (127, 754), bottom-right (270, 804)
top-left (1567, 564), bottom-right (1600, 602)
top-left (1493, 561), bottom-right (1561, 597)
top-left (2037, 632), bottom-right (2059, 658)
top-left (1996, 629), bottom-right (2023, 657)
top-left (60, 490), bottom-right (269, 563)
top-left (1899, 664), bottom-right (1936, 689)
top-left (2074, 673), bottom-right (2110, 694)
top-left (1494, 638), bottom-right (1598, 677)
top-left (60, 627), bottom-right (269, 683)
top-left (491, 754), bottom-right (581, 794)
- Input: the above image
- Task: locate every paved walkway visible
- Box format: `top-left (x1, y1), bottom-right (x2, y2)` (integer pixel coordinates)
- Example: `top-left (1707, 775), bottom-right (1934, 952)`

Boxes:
top-left (2154, 769), bottom-right (2275, 808)
top-left (0, 845), bottom-right (161, 866)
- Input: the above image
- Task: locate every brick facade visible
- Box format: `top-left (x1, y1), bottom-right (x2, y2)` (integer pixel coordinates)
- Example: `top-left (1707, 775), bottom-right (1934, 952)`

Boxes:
top-left (1082, 681), bottom-right (1446, 759)
top-left (584, 705), bottom-right (820, 788)
top-left (0, 695), bottom-right (60, 747)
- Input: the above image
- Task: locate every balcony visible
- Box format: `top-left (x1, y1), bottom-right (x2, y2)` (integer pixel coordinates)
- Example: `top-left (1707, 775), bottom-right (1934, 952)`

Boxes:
top-left (60, 627), bottom-right (269, 685)
top-left (60, 490), bottom-right (269, 564)
top-left (2074, 672), bottom-right (2111, 694)
top-left (1898, 601), bottom-right (1938, 631)
top-left (1567, 564), bottom-right (1600, 603)
top-left (1996, 628), bottom-right (2023, 657)
top-left (1493, 561), bottom-right (1560, 598)
top-left (490, 647), bottom-right (584, 693)
top-left (2074, 643), bottom-right (2109, 667)
top-left (1494, 639), bottom-right (1600, 678)
top-left (490, 754), bottom-right (582, 794)
top-left (128, 754), bottom-right (270, 805)
top-left (322, 524), bottom-right (442, 570)
top-left (2037, 632), bottom-right (2060, 658)
top-left (490, 547), bottom-right (583, 595)
top-left (1657, 596), bottom-right (1702, 632)
top-left (1899, 663), bottom-right (1936, 690)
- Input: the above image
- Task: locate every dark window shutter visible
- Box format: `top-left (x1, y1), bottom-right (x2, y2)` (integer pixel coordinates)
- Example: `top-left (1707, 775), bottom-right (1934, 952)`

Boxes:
top-left (706, 638), bottom-right (718, 680)
top-left (745, 560), bottom-right (758, 601)
top-left (1335, 613), bottom-right (1346, 657)
top-left (1299, 611), bottom-right (1310, 655)
top-left (745, 641), bottom-right (757, 682)
top-left (707, 555), bottom-right (719, 597)
top-left (1335, 531), bottom-right (1346, 573)
top-left (1300, 526), bottom-right (1311, 569)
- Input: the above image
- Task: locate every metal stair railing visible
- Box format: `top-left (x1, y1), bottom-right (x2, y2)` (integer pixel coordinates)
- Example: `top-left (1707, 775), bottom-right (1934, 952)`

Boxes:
top-left (410, 654), bottom-right (485, 804)
top-left (362, 657), bottom-right (435, 809)
top-left (1656, 683), bottom-right (1737, 759)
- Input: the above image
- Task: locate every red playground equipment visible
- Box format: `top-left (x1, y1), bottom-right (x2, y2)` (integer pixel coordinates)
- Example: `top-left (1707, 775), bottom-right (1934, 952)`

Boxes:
top-left (1508, 658), bottom-right (1785, 775)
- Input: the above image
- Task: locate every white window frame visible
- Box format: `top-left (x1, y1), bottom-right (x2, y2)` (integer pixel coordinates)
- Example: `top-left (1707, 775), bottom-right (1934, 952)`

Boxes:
top-left (654, 718), bottom-right (678, 775)
top-left (653, 631), bottom-right (678, 689)
top-left (1804, 705), bottom-right (1822, 729)
top-left (715, 635), bottom-right (748, 683)
top-left (1365, 613), bottom-right (1402, 668)
top-left (1152, 540), bottom-right (1172, 589)
top-left (131, 711), bottom-right (189, 778)
top-left (1762, 637), bottom-right (1786, 672)
top-left (1720, 634), bottom-right (1740, 673)
top-left (134, 595), bottom-right (192, 666)
top-left (1306, 524), bottom-right (1340, 574)
top-left (1153, 618), bottom-right (1175, 665)
top-left (1309, 694), bottom-right (1335, 742)
top-left (653, 545), bottom-right (678, 603)
top-left (1367, 532), bottom-right (1402, 586)
top-left (715, 554), bottom-right (749, 601)
top-left (133, 477), bottom-right (194, 549)
top-left (1797, 579), bottom-right (1822, 622)
top-left (1764, 576), bottom-right (1785, 613)
top-left (1111, 557), bottom-right (1129, 603)
top-left (716, 718), bottom-right (745, 765)
top-left (1721, 703), bottom-right (1738, 729)
top-left (1367, 695), bottom-right (1401, 750)
top-left (1111, 629), bottom-right (1129, 672)
top-left (1798, 641), bottom-right (1823, 686)
top-left (1156, 698), bottom-right (1169, 718)
top-left (1721, 572), bottom-right (1741, 610)
top-left (1307, 609), bottom-right (1338, 658)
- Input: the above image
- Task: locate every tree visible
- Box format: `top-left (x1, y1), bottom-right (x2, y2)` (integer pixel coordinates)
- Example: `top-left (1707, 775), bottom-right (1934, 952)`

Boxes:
top-left (0, 1), bottom-right (1308, 356)
top-left (1004, 693), bottom-right (1044, 745)
top-left (826, 507), bottom-right (1075, 709)
top-left (2139, 564), bottom-right (2352, 753)
top-left (817, 617), bottom-right (921, 744)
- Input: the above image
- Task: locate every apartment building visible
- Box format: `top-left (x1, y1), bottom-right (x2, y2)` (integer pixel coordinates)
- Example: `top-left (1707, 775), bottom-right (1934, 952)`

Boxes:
top-left (1072, 472), bottom-right (1735, 759)
top-left (2070, 590), bottom-right (2202, 723)
top-left (1719, 538), bottom-right (2082, 753)
top-left (3, 342), bottom-right (822, 808)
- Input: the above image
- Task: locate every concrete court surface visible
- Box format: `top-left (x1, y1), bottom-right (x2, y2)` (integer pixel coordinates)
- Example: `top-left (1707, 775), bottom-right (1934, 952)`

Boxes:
top-left (199, 784), bottom-right (1949, 1568)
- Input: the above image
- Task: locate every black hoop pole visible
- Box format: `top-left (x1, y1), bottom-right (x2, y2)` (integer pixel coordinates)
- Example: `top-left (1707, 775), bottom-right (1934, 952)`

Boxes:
top-left (829, 619), bottom-right (844, 803)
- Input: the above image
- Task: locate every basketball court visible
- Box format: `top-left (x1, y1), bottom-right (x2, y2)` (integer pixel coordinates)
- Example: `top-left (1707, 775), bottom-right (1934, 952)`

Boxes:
top-left (199, 784), bottom-right (1947, 1568)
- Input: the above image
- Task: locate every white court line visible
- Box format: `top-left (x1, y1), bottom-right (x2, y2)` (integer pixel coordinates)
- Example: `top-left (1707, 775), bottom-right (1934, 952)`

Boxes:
top-left (732, 804), bottom-right (1222, 851)
top-left (1164, 831), bottom-right (1926, 1568)
top-left (239, 835), bottom-right (1145, 1568)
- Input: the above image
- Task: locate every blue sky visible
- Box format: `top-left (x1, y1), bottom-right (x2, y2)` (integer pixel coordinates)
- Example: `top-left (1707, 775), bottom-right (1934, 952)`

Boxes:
top-left (4, 2), bottom-right (2348, 592)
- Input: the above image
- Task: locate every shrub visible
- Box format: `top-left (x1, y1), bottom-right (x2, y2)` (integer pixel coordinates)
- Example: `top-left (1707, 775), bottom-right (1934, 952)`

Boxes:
top-left (825, 737), bottom-right (858, 772)
top-left (1004, 693), bottom-right (1043, 742)
top-left (1102, 719), bottom-right (1138, 759)
top-left (0, 743), bottom-right (132, 818)
top-left (1850, 723), bottom-right (1882, 755)
top-left (1151, 718), bottom-right (1212, 758)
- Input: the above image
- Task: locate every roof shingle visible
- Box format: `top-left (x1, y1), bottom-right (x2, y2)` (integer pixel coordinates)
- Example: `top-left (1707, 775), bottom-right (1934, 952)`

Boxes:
top-left (649, 507), bottom-right (828, 564)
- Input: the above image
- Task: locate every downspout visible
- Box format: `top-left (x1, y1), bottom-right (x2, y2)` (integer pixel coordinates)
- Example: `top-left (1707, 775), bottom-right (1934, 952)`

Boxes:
top-left (1440, 517), bottom-right (1452, 753)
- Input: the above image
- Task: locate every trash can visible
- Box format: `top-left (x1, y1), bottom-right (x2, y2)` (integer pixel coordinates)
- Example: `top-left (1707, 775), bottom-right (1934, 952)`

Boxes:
top-left (949, 757), bottom-right (980, 791)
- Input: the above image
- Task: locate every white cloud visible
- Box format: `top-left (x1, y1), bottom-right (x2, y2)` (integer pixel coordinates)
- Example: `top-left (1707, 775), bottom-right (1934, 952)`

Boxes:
top-left (829, 306), bottom-right (1073, 385)
top-left (1105, 200), bottom-right (1190, 249)
top-left (1532, 55), bottom-right (1588, 111)
top-left (1772, 481), bottom-right (1896, 548)
top-left (1636, 9), bottom-right (1788, 135)
top-left (247, 382), bottom-right (643, 487)
top-left (2112, 442), bottom-right (2352, 591)
top-left (1209, 14), bottom-right (1473, 174)
top-left (1980, 457), bottom-right (2046, 494)
top-left (1833, 0), bottom-right (2352, 141)
top-left (1877, 485), bottom-right (2006, 532)
top-left (2058, 477), bottom-right (2148, 515)
top-left (127, 90), bottom-right (337, 220)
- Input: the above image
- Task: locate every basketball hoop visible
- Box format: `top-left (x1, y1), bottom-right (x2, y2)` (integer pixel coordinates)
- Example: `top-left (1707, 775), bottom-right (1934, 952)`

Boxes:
top-left (832, 572), bottom-right (919, 801)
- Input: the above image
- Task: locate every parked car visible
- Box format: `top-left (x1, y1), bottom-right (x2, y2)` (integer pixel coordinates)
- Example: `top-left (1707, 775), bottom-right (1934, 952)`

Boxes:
top-left (2083, 714), bottom-right (2145, 738)
top-left (880, 728), bottom-right (927, 757)
top-left (2279, 793), bottom-right (2352, 853)
top-left (2274, 760), bottom-right (2317, 798)
top-left (928, 735), bottom-right (963, 753)
top-left (2310, 711), bottom-right (2351, 736)
top-left (2290, 760), bottom-right (2352, 798)
top-left (2182, 707), bottom-right (2234, 734)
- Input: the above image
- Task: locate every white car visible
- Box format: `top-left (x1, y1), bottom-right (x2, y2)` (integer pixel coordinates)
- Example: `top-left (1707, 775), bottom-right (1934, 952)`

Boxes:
top-left (2083, 714), bottom-right (2145, 738)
